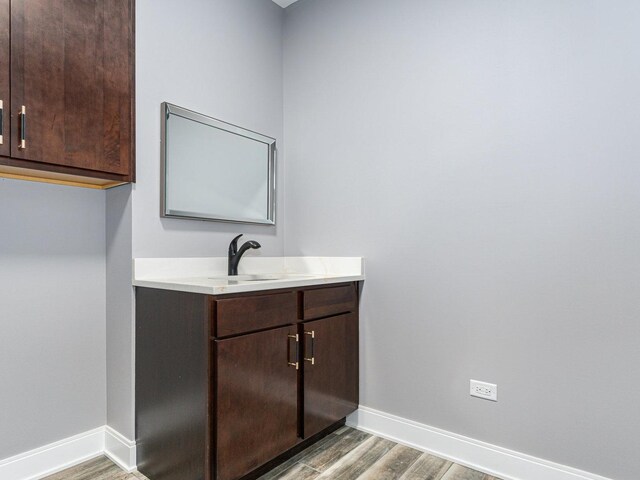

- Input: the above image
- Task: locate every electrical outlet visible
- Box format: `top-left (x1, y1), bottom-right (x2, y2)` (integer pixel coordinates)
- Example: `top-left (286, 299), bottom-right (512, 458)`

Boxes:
top-left (470, 379), bottom-right (497, 401)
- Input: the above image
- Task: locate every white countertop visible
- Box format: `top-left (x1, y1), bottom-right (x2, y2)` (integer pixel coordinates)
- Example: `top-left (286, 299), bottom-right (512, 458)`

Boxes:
top-left (133, 257), bottom-right (365, 295)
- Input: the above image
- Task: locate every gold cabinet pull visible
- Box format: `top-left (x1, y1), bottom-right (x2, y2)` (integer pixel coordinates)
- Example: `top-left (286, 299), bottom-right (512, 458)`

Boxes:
top-left (0, 100), bottom-right (4, 145)
top-left (304, 330), bottom-right (315, 365)
top-left (19, 105), bottom-right (26, 149)
top-left (287, 333), bottom-right (299, 370)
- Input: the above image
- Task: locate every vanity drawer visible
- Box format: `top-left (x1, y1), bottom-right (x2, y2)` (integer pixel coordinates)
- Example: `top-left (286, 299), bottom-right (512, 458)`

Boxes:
top-left (303, 284), bottom-right (357, 320)
top-left (215, 291), bottom-right (297, 337)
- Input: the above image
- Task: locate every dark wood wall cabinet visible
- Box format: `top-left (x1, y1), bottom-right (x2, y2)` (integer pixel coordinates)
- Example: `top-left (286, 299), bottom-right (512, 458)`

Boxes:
top-left (136, 282), bottom-right (360, 480)
top-left (0, 0), bottom-right (135, 189)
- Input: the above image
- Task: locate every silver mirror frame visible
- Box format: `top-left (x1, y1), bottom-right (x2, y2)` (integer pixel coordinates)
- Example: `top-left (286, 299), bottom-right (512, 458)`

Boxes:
top-left (160, 102), bottom-right (277, 225)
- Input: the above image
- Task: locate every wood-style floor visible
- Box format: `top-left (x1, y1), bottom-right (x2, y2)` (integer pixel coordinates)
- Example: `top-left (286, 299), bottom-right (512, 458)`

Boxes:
top-left (42, 456), bottom-right (148, 480)
top-left (43, 427), bottom-right (500, 480)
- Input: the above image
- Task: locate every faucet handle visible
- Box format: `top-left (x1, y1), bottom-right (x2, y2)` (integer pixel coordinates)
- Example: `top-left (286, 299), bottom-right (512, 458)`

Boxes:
top-left (229, 234), bottom-right (243, 255)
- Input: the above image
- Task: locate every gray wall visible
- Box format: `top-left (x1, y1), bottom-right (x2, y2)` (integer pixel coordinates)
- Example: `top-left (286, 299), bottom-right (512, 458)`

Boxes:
top-left (106, 185), bottom-right (134, 439)
top-left (0, 179), bottom-right (106, 459)
top-left (104, 0), bottom-right (285, 439)
top-left (283, 1), bottom-right (640, 479)
top-left (132, 0), bottom-right (285, 259)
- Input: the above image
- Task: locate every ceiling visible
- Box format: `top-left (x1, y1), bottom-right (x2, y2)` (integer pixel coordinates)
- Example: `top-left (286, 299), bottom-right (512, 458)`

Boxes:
top-left (272, 0), bottom-right (300, 7)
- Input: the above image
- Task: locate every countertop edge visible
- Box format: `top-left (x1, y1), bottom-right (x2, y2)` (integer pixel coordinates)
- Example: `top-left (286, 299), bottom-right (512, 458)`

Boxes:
top-left (133, 274), bottom-right (365, 295)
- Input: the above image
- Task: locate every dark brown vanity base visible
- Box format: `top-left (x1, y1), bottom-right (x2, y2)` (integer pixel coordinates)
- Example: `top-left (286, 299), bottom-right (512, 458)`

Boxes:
top-left (230, 419), bottom-right (346, 480)
top-left (136, 282), bottom-right (360, 480)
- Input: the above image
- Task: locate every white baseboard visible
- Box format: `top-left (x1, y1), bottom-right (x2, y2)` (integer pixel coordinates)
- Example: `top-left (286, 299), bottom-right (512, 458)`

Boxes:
top-left (347, 406), bottom-right (613, 480)
top-left (0, 428), bottom-right (105, 480)
top-left (104, 426), bottom-right (137, 472)
top-left (0, 426), bottom-right (136, 480)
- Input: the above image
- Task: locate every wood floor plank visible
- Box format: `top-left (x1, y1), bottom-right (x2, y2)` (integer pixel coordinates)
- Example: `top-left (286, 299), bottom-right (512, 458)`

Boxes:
top-left (107, 472), bottom-right (136, 480)
top-left (42, 456), bottom-right (120, 479)
top-left (272, 462), bottom-right (320, 480)
top-left (259, 429), bottom-right (359, 479)
top-left (297, 427), bottom-right (372, 472)
top-left (315, 436), bottom-right (396, 479)
top-left (356, 444), bottom-right (423, 480)
top-left (42, 456), bottom-right (149, 480)
top-left (440, 463), bottom-right (499, 480)
top-left (398, 453), bottom-right (453, 480)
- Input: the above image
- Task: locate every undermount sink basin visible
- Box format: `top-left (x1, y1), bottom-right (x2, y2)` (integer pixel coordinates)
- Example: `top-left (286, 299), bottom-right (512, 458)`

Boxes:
top-left (208, 274), bottom-right (291, 282)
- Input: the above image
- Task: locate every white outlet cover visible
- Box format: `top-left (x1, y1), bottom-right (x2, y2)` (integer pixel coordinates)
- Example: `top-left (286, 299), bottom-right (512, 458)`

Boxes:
top-left (470, 379), bottom-right (498, 401)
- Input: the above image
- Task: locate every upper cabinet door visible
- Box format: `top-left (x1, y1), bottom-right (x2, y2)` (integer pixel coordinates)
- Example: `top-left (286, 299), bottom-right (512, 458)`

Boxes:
top-left (0, 0), bottom-right (9, 157)
top-left (10, 0), bottom-right (133, 176)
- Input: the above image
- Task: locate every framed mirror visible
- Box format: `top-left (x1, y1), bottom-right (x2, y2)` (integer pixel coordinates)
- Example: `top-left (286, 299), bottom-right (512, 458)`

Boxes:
top-left (161, 102), bottom-right (276, 225)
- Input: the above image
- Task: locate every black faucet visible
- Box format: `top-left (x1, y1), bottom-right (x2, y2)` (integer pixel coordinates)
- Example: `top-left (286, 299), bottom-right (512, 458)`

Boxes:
top-left (228, 234), bottom-right (261, 276)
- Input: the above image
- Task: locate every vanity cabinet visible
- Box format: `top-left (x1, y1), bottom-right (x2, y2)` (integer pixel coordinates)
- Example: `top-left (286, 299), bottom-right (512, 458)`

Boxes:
top-left (0, 0), bottom-right (135, 188)
top-left (136, 282), bottom-right (359, 480)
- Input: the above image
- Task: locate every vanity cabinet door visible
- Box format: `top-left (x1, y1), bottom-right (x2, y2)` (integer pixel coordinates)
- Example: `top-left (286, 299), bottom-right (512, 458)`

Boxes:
top-left (9, 0), bottom-right (133, 178)
top-left (0, 0), bottom-right (9, 157)
top-left (302, 313), bottom-right (359, 438)
top-left (215, 325), bottom-right (299, 480)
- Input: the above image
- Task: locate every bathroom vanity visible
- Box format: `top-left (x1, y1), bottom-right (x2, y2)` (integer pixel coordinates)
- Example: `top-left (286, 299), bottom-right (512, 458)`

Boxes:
top-left (134, 258), bottom-right (364, 480)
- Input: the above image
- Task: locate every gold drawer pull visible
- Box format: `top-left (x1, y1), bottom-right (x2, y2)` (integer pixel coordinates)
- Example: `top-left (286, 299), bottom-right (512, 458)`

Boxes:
top-left (304, 330), bottom-right (315, 365)
top-left (287, 333), bottom-right (299, 370)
